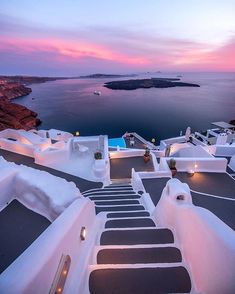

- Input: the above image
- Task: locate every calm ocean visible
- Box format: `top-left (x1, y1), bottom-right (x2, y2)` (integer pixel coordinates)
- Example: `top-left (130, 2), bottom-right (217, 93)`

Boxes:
top-left (16, 72), bottom-right (235, 142)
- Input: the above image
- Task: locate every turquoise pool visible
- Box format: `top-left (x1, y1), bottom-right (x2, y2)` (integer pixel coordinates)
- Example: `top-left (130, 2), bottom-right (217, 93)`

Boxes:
top-left (108, 137), bottom-right (126, 148)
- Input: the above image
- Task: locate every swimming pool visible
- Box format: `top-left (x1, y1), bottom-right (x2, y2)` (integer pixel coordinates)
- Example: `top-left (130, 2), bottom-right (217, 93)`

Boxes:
top-left (108, 137), bottom-right (126, 148)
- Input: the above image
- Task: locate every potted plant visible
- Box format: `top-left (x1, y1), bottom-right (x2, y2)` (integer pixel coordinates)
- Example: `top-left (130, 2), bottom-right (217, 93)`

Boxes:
top-left (168, 158), bottom-right (177, 176)
top-left (143, 147), bottom-right (150, 163)
top-left (94, 150), bottom-right (102, 160)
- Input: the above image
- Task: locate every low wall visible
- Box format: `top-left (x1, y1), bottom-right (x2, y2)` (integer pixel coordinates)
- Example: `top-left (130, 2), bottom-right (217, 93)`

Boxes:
top-left (174, 157), bottom-right (227, 172)
top-left (34, 147), bottom-right (69, 165)
top-left (0, 199), bottom-right (98, 294)
top-left (110, 149), bottom-right (144, 159)
top-left (214, 145), bottom-right (235, 157)
top-left (0, 158), bottom-right (80, 221)
top-left (161, 157), bottom-right (227, 173)
top-left (0, 138), bottom-right (35, 157)
top-left (153, 179), bottom-right (235, 294)
top-left (0, 169), bottom-right (17, 210)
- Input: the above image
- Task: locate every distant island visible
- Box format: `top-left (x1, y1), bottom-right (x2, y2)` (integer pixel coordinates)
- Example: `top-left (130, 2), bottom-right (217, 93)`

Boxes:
top-left (104, 78), bottom-right (200, 90)
top-left (79, 73), bottom-right (137, 79)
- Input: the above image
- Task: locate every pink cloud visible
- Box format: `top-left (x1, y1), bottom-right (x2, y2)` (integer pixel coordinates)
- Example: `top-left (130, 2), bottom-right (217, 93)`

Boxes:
top-left (0, 31), bottom-right (235, 73)
top-left (0, 36), bottom-right (148, 67)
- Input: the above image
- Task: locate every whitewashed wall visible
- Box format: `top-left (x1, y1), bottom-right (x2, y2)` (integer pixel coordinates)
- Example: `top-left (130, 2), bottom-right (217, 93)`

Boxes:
top-left (0, 199), bottom-right (98, 294)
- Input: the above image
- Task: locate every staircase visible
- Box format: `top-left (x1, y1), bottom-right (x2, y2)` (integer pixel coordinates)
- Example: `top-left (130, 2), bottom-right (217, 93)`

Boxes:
top-left (83, 184), bottom-right (192, 294)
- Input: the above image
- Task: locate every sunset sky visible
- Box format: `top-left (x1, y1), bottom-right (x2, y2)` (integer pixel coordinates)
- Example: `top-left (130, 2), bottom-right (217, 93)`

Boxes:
top-left (1, 0), bottom-right (235, 76)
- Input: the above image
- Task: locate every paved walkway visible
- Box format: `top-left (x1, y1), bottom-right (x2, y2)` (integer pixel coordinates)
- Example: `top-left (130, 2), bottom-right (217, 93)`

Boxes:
top-left (141, 174), bottom-right (235, 230)
top-left (142, 178), bottom-right (171, 205)
top-left (0, 200), bottom-right (50, 274)
top-left (0, 149), bottom-right (102, 192)
top-left (110, 156), bottom-right (154, 179)
top-left (175, 172), bottom-right (235, 199)
top-left (191, 192), bottom-right (235, 230)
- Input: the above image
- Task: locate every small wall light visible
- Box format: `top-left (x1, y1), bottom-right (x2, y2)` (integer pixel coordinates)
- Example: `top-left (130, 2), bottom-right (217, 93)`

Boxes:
top-left (76, 131), bottom-right (80, 136)
top-left (188, 169), bottom-right (195, 177)
top-left (194, 164), bottom-right (198, 168)
top-left (151, 138), bottom-right (156, 144)
top-left (80, 226), bottom-right (86, 241)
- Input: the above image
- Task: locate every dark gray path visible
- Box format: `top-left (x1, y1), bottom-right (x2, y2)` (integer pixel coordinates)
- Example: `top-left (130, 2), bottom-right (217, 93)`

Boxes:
top-left (0, 149), bottom-right (102, 192)
top-left (0, 200), bottom-right (50, 274)
top-left (176, 172), bottom-right (235, 199)
top-left (110, 156), bottom-right (154, 179)
top-left (192, 192), bottom-right (235, 230)
top-left (142, 177), bottom-right (171, 205)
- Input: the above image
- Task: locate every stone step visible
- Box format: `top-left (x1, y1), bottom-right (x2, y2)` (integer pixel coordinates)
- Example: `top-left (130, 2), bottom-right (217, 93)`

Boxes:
top-left (83, 187), bottom-right (134, 196)
top-left (100, 229), bottom-right (174, 245)
top-left (108, 184), bottom-right (132, 187)
top-left (95, 200), bottom-right (140, 206)
top-left (107, 211), bottom-right (150, 218)
top-left (97, 247), bottom-right (182, 264)
top-left (84, 191), bottom-right (136, 196)
top-left (95, 205), bottom-right (145, 214)
top-left (111, 179), bottom-right (131, 184)
top-left (103, 187), bottom-right (134, 191)
top-left (89, 266), bottom-right (191, 294)
top-left (90, 195), bottom-right (140, 201)
top-left (105, 218), bottom-right (155, 228)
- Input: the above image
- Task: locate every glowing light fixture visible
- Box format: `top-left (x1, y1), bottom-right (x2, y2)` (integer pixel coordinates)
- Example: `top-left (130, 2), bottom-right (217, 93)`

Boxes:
top-left (194, 164), bottom-right (198, 168)
top-left (80, 226), bottom-right (86, 241)
top-left (151, 138), bottom-right (156, 144)
top-left (76, 131), bottom-right (80, 136)
top-left (188, 169), bottom-right (195, 177)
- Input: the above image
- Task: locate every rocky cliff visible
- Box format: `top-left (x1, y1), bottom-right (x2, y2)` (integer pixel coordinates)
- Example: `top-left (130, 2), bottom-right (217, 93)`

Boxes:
top-left (0, 80), bottom-right (41, 131)
top-left (0, 81), bottom-right (32, 100)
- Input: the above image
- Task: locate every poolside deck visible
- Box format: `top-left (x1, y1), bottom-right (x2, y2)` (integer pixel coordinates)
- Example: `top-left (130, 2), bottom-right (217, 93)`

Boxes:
top-left (124, 137), bottom-right (147, 150)
top-left (0, 149), bottom-right (102, 192)
top-left (110, 156), bottom-right (154, 179)
top-left (0, 200), bottom-right (50, 274)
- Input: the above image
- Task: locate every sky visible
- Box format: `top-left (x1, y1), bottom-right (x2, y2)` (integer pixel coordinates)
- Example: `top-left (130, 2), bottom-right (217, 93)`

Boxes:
top-left (1, 0), bottom-right (235, 76)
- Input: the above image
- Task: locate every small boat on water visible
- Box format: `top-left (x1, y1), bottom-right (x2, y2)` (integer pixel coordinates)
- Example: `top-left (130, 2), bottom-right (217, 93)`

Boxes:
top-left (93, 90), bottom-right (101, 95)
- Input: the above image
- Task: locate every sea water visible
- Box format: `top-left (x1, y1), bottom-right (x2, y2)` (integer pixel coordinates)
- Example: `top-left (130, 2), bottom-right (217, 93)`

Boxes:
top-left (16, 72), bottom-right (235, 142)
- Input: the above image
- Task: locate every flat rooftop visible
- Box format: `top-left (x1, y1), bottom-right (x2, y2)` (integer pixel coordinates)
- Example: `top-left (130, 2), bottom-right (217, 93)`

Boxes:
top-left (0, 200), bottom-right (50, 274)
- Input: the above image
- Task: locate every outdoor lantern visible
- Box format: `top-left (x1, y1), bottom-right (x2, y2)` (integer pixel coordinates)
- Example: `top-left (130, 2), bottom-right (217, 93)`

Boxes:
top-left (151, 138), bottom-right (156, 144)
top-left (188, 169), bottom-right (195, 177)
top-left (80, 226), bottom-right (86, 241)
top-left (76, 131), bottom-right (80, 136)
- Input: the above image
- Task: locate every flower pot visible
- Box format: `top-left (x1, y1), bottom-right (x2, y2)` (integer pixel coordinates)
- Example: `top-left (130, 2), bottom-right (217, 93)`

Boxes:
top-left (144, 155), bottom-right (150, 163)
top-left (171, 168), bottom-right (177, 177)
